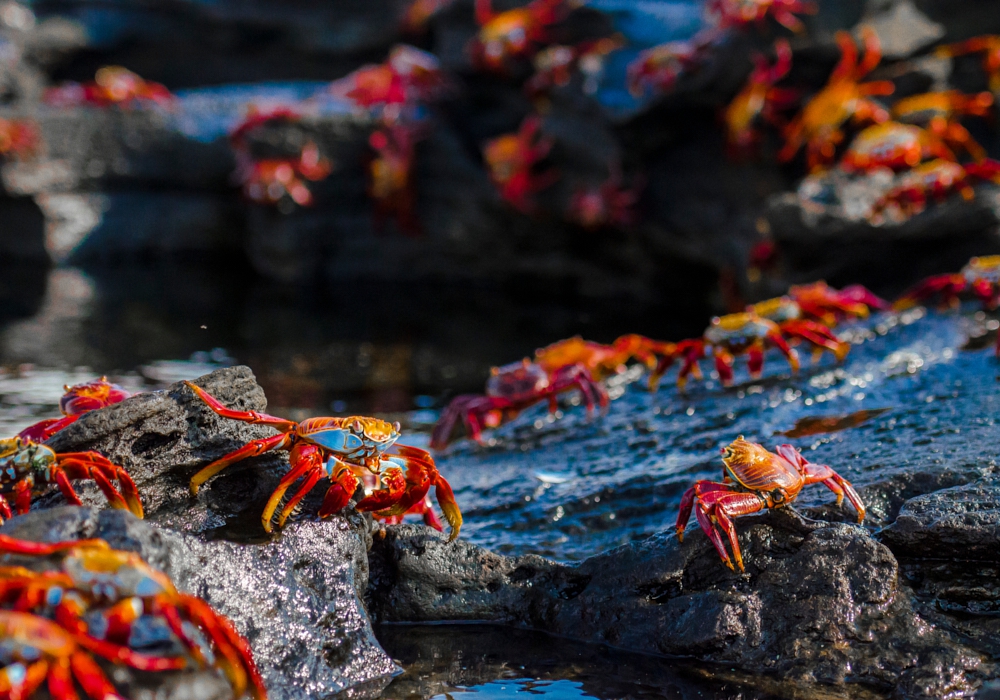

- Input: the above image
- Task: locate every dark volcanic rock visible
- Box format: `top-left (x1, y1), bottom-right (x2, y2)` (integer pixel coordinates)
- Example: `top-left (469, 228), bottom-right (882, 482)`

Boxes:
top-left (369, 510), bottom-right (987, 698)
top-left (0, 506), bottom-right (399, 700)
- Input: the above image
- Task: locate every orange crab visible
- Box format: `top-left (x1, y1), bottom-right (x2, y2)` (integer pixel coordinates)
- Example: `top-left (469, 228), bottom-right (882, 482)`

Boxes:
top-left (936, 36), bottom-right (1000, 93)
top-left (707, 0), bottom-right (817, 33)
top-left (891, 90), bottom-right (993, 162)
top-left (469, 0), bottom-right (574, 74)
top-left (786, 281), bottom-right (888, 326)
top-left (0, 537), bottom-right (266, 699)
top-left (18, 377), bottom-right (131, 442)
top-left (0, 437), bottom-right (143, 524)
top-left (534, 334), bottom-right (676, 380)
top-left (184, 382), bottom-right (462, 539)
top-left (779, 29), bottom-right (894, 171)
top-left (431, 359), bottom-right (608, 449)
top-left (749, 296), bottom-right (852, 360)
top-left (895, 254), bottom-right (1000, 329)
top-left (871, 158), bottom-right (1000, 222)
top-left (45, 66), bottom-right (174, 109)
top-left (677, 436), bottom-right (865, 571)
top-left (840, 122), bottom-right (955, 172)
top-left (368, 122), bottom-right (422, 235)
top-left (724, 39), bottom-right (798, 154)
top-left (483, 115), bottom-right (557, 213)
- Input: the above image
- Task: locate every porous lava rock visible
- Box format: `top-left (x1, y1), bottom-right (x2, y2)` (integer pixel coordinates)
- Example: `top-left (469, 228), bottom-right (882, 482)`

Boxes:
top-left (368, 509), bottom-right (988, 698)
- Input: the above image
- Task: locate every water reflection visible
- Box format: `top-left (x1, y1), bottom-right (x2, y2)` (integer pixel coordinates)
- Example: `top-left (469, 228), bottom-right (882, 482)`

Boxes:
top-left (377, 625), bottom-right (780, 700)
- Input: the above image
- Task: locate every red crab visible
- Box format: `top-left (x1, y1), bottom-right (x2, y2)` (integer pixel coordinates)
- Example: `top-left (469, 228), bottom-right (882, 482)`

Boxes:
top-left (786, 281), bottom-right (889, 326)
top-left (469, 0), bottom-right (574, 74)
top-left (402, 0), bottom-right (459, 34)
top-left (534, 334), bottom-right (677, 381)
top-left (840, 122), bottom-right (955, 172)
top-left (0, 537), bottom-right (266, 700)
top-left (891, 90), bottom-right (993, 162)
top-left (894, 255), bottom-right (1000, 338)
top-left (367, 122), bottom-right (422, 235)
top-left (483, 115), bottom-right (557, 213)
top-left (627, 38), bottom-right (705, 97)
top-left (431, 359), bottom-right (608, 449)
top-left (0, 437), bottom-right (143, 524)
top-left (230, 110), bottom-right (333, 207)
top-left (18, 377), bottom-right (131, 442)
top-left (45, 66), bottom-right (174, 108)
top-left (565, 167), bottom-right (640, 228)
top-left (338, 45), bottom-right (444, 108)
top-left (779, 29), bottom-right (895, 172)
top-left (649, 307), bottom-right (849, 389)
top-left (871, 158), bottom-right (1000, 221)
top-left (677, 436), bottom-right (865, 571)
top-left (707, 0), bottom-right (817, 33)
top-left (936, 36), bottom-right (1000, 93)
top-left (184, 382), bottom-right (462, 539)
top-left (724, 39), bottom-right (798, 155)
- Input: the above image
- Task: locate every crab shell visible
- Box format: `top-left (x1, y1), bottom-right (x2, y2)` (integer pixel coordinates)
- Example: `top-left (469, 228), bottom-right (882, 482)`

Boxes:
top-left (962, 255), bottom-right (1000, 285)
top-left (721, 437), bottom-right (802, 508)
top-left (704, 312), bottom-right (780, 347)
top-left (61, 548), bottom-right (176, 602)
top-left (0, 439), bottom-right (59, 483)
top-left (750, 296), bottom-right (802, 323)
top-left (296, 416), bottom-right (402, 471)
top-left (486, 359), bottom-right (550, 402)
top-left (60, 378), bottom-right (131, 416)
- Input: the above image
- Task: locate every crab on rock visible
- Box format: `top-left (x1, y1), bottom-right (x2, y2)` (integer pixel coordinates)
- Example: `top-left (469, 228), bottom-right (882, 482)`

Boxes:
top-left (0, 536), bottom-right (266, 700)
top-left (749, 296), bottom-right (851, 361)
top-left (184, 383), bottom-right (462, 539)
top-left (483, 115), bottom-right (557, 213)
top-left (891, 90), bottom-right (993, 162)
top-left (779, 28), bottom-right (894, 171)
top-left (871, 158), bottom-right (1000, 222)
top-left (724, 39), bottom-right (798, 155)
top-left (534, 334), bottom-right (676, 381)
top-left (840, 122), bottom-right (956, 173)
top-left (19, 377), bottom-right (131, 442)
top-left (431, 359), bottom-right (608, 449)
top-left (0, 438), bottom-right (143, 524)
top-left (677, 437), bottom-right (865, 571)
top-left (786, 281), bottom-right (889, 326)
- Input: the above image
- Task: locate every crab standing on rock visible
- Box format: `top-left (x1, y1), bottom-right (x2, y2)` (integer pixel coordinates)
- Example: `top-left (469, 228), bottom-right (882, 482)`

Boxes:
top-left (724, 39), bottom-right (797, 155)
top-left (19, 377), bottom-right (132, 442)
top-left (870, 158), bottom-right (1000, 223)
top-left (431, 359), bottom-right (607, 449)
top-left (483, 115), bottom-right (557, 213)
top-left (185, 383), bottom-right (462, 540)
top-left (677, 437), bottom-right (865, 571)
top-left (779, 28), bottom-right (894, 171)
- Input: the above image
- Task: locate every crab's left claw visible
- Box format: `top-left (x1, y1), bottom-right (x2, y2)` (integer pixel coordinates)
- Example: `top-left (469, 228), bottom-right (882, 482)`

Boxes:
top-left (433, 473), bottom-right (463, 541)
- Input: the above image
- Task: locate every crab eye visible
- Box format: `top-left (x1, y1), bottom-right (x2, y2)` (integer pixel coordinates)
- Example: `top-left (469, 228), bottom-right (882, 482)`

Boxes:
top-left (352, 420), bottom-right (363, 433)
top-left (392, 421), bottom-right (401, 433)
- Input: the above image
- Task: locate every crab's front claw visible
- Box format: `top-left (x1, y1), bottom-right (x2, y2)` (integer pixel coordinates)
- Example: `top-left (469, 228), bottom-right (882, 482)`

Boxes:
top-left (434, 473), bottom-right (463, 541)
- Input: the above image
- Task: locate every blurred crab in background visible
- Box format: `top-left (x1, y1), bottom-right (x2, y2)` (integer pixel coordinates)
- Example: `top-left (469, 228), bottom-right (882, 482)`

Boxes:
top-left (0, 117), bottom-right (36, 159)
top-left (534, 334), bottom-right (677, 380)
top-left (786, 281), bottom-right (888, 326)
top-left (0, 536), bottom-right (267, 699)
top-left (367, 121), bottom-right (423, 235)
top-left (431, 359), bottom-right (608, 449)
top-left (402, 0), bottom-right (459, 34)
top-left (525, 36), bottom-right (623, 97)
top-left (707, 0), bottom-right (817, 33)
top-left (469, 0), bottom-right (576, 74)
top-left (677, 437), bottom-right (864, 572)
top-left (565, 166), bottom-right (641, 228)
top-left (45, 66), bottom-right (174, 108)
top-left (895, 255), bottom-right (1000, 318)
top-left (483, 115), bottom-right (557, 213)
top-left (334, 45), bottom-right (445, 110)
top-left (779, 29), bottom-right (894, 171)
top-left (890, 90), bottom-right (993, 162)
top-left (937, 36), bottom-right (1000, 93)
top-left (230, 109), bottom-right (333, 207)
top-left (839, 122), bottom-right (955, 172)
top-left (724, 39), bottom-right (798, 155)
top-left (19, 377), bottom-right (131, 442)
top-left (871, 158), bottom-right (1000, 222)
top-left (627, 35), bottom-right (709, 97)
top-left (749, 295), bottom-right (852, 359)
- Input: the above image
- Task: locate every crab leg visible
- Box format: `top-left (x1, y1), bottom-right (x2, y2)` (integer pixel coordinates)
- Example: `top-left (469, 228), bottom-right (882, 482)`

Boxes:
top-left (780, 320), bottom-right (849, 361)
top-left (6, 658), bottom-right (48, 699)
top-left (0, 535), bottom-right (108, 556)
top-left (69, 652), bottom-right (124, 700)
top-left (55, 454), bottom-right (144, 518)
top-left (17, 415), bottom-right (77, 443)
top-left (318, 462), bottom-right (361, 519)
top-left (800, 462), bottom-right (866, 522)
top-left (0, 494), bottom-right (12, 523)
top-left (276, 470), bottom-right (324, 529)
top-left (765, 330), bottom-right (800, 373)
top-left (260, 444), bottom-right (322, 532)
top-left (355, 467), bottom-right (406, 512)
top-left (184, 382), bottom-right (298, 432)
top-left (190, 432), bottom-right (292, 495)
top-left (676, 480), bottom-right (729, 541)
top-left (698, 490), bottom-right (766, 572)
top-left (714, 348), bottom-right (736, 385)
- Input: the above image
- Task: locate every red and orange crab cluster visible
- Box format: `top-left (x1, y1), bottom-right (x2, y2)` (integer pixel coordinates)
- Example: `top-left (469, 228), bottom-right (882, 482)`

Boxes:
top-left (0, 535), bottom-right (265, 699)
top-left (45, 66), bottom-right (174, 109)
top-left (678, 436), bottom-right (864, 571)
top-left (184, 382), bottom-right (462, 539)
top-left (229, 109), bottom-right (333, 207)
